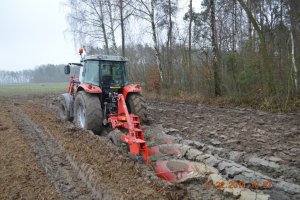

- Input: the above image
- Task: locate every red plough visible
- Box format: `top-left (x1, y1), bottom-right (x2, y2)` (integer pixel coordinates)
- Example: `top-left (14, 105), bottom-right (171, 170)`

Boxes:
top-left (108, 94), bottom-right (150, 166)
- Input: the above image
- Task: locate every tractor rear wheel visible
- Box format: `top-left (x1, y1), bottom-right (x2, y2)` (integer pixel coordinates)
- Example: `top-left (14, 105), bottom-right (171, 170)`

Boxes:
top-left (127, 93), bottom-right (149, 124)
top-left (74, 91), bottom-right (103, 134)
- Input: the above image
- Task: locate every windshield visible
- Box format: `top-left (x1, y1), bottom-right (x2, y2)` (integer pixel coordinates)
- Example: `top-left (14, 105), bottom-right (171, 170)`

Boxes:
top-left (82, 60), bottom-right (128, 86)
top-left (100, 61), bottom-right (128, 86)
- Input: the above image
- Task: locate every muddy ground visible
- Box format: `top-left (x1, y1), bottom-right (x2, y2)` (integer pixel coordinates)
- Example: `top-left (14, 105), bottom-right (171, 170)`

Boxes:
top-left (0, 95), bottom-right (187, 200)
top-left (147, 101), bottom-right (300, 185)
top-left (0, 105), bottom-right (61, 200)
top-left (0, 94), bottom-right (299, 199)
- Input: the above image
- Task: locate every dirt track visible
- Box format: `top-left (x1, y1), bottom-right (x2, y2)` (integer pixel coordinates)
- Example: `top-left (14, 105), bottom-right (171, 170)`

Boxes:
top-left (0, 105), bottom-right (61, 199)
top-left (0, 95), bottom-right (187, 200)
top-left (0, 94), bottom-right (299, 199)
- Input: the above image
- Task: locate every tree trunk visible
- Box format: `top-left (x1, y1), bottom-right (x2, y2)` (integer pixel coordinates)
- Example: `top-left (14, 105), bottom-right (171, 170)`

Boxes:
top-left (247, 0), bottom-right (253, 50)
top-left (98, 0), bottom-right (109, 54)
top-left (288, 0), bottom-right (299, 93)
top-left (210, 0), bottom-right (221, 96)
top-left (167, 0), bottom-right (173, 85)
top-left (107, 0), bottom-right (117, 54)
top-left (120, 0), bottom-right (125, 57)
top-left (150, 0), bottom-right (163, 82)
top-left (237, 0), bottom-right (275, 94)
top-left (188, 0), bottom-right (193, 69)
top-left (290, 27), bottom-right (298, 92)
top-left (232, 0), bottom-right (237, 52)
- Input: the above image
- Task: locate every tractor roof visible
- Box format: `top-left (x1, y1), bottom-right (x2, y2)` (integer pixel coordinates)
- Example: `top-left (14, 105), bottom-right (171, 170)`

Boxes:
top-left (84, 55), bottom-right (128, 62)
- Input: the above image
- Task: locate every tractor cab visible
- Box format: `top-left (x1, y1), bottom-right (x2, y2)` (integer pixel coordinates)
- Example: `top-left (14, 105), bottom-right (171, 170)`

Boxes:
top-left (78, 55), bottom-right (130, 118)
top-left (79, 55), bottom-right (129, 91)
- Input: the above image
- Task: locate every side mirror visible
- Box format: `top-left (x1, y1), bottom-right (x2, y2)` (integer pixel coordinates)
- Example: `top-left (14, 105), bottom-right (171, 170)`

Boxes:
top-left (64, 65), bottom-right (70, 75)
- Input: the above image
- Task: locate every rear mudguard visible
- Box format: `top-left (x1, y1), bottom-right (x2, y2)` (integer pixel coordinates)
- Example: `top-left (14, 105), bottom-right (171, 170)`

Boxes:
top-left (123, 84), bottom-right (142, 99)
top-left (77, 83), bottom-right (102, 94)
top-left (61, 93), bottom-right (74, 118)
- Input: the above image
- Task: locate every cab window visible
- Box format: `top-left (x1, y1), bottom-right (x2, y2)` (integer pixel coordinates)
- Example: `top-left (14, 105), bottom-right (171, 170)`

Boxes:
top-left (83, 61), bottom-right (99, 85)
top-left (100, 62), bottom-right (124, 86)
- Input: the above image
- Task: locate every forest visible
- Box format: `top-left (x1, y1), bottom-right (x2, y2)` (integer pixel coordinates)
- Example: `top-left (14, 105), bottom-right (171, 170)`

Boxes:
top-left (1, 0), bottom-right (299, 110)
top-left (0, 64), bottom-right (69, 84)
top-left (66, 0), bottom-right (300, 110)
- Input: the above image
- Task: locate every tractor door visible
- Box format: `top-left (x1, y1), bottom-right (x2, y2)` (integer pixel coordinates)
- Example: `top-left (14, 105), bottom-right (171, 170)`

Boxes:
top-left (79, 66), bottom-right (84, 83)
top-left (82, 60), bottom-right (100, 86)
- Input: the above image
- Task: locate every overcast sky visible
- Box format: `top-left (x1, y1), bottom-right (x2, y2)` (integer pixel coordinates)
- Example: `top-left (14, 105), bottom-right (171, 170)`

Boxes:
top-left (0, 0), bottom-right (200, 72)
top-left (0, 0), bottom-right (78, 71)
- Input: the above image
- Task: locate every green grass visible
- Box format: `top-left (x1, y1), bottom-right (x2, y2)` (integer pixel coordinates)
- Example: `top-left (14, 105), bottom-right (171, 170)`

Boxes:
top-left (0, 82), bottom-right (68, 97)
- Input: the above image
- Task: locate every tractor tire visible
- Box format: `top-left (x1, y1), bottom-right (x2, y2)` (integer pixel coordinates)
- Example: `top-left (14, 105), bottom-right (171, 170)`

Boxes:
top-left (127, 93), bottom-right (149, 124)
top-left (74, 91), bottom-right (103, 134)
top-left (58, 94), bottom-right (73, 122)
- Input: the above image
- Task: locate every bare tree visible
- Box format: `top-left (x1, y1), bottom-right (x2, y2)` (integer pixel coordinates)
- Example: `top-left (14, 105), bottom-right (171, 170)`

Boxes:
top-left (156, 0), bottom-right (178, 85)
top-left (131, 0), bottom-right (164, 82)
top-left (210, 0), bottom-right (221, 96)
top-left (237, 0), bottom-right (275, 94)
top-left (232, 0), bottom-right (237, 52)
top-left (115, 0), bottom-right (133, 57)
top-left (67, 0), bottom-right (110, 53)
top-left (287, 0), bottom-right (299, 93)
top-left (188, 0), bottom-right (193, 69)
top-left (247, 0), bottom-right (253, 49)
top-left (119, 0), bottom-right (125, 56)
top-left (96, 0), bottom-right (109, 53)
top-left (106, 0), bottom-right (118, 53)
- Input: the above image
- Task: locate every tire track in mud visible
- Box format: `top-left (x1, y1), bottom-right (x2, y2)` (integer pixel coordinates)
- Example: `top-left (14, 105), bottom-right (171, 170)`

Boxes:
top-left (10, 98), bottom-right (185, 200)
top-left (9, 104), bottom-right (116, 200)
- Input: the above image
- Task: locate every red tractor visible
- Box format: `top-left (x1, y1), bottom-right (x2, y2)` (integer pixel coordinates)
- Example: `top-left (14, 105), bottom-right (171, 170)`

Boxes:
top-left (59, 50), bottom-right (149, 164)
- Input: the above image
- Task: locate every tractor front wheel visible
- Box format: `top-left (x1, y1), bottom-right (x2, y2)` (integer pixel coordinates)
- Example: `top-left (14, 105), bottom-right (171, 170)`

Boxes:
top-left (74, 91), bottom-right (103, 134)
top-left (58, 94), bottom-right (73, 122)
top-left (127, 93), bottom-right (149, 124)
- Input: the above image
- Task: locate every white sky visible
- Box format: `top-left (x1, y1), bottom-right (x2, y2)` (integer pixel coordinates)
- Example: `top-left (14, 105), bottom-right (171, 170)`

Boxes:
top-left (0, 0), bottom-right (78, 71)
top-left (0, 0), bottom-right (201, 72)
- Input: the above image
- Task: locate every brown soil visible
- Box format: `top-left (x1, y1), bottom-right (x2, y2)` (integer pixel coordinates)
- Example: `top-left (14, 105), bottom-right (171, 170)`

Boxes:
top-left (0, 95), bottom-right (187, 200)
top-left (148, 100), bottom-right (300, 184)
top-left (1, 93), bottom-right (299, 199)
top-left (0, 105), bottom-right (61, 200)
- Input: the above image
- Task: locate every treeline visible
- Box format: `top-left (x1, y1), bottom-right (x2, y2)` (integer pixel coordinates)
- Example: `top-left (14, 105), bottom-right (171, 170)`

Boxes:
top-left (0, 64), bottom-right (69, 84)
top-left (67, 0), bottom-right (300, 105)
